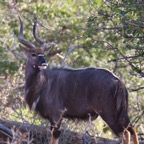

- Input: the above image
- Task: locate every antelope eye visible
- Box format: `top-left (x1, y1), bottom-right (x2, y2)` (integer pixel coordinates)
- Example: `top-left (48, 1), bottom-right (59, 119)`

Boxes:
top-left (31, 53), bottom-right (37, 57)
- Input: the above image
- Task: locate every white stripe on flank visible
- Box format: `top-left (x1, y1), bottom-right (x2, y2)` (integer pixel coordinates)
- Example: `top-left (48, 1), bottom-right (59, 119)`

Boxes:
top-left (31, 96), bottom-right (40, 110)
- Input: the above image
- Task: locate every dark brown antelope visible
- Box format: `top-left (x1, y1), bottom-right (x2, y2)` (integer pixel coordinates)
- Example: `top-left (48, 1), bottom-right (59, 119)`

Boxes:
top-left (18, 17), bottom-right (139, 144)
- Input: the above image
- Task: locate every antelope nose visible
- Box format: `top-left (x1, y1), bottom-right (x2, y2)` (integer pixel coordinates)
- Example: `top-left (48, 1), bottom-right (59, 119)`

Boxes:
top-left (41, 57), bottom-right (46, 63)
top-left (38, 54), bottom-right (47, 64)
top-left (40, 57), bottom-right (46, 63)
top-left (38, 54), bottom-right (48, 70)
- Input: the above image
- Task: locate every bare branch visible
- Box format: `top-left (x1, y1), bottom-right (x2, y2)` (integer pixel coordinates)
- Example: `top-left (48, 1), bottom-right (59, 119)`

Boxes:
top-left (130, 87), bottom-right (144, 92)
top-left (61, 43), bottom-right (82, 65)
top-left (109, 54), bottom-right (144, 62)
top-left (132, 111), bottom-right (144, 126)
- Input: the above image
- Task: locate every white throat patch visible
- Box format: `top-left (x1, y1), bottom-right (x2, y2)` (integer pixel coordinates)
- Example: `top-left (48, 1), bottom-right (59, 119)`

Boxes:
top-left (38, 63), bottom-right (48, 70)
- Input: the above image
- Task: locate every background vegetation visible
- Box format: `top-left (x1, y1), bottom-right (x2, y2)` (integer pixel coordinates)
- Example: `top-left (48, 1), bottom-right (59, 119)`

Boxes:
top-left (0, 0), bottom-right (144, 142)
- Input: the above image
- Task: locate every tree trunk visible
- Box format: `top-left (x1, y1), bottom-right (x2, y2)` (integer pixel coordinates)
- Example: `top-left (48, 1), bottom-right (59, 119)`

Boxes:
top-left (0, 119), bottom-right (143, 144)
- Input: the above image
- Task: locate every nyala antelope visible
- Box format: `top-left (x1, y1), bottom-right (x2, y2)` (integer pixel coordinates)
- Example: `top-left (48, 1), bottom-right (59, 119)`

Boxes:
top-left (18, 17), bottom-right (139, 144)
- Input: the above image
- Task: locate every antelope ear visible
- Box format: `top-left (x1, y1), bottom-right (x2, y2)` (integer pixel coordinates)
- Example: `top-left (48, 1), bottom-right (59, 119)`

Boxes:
top-left (19, 44), bottom-right (31, 57)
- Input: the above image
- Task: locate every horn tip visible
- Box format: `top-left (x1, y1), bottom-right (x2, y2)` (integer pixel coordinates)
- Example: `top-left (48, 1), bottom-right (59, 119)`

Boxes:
top-left (18, 16), bottom-right (23, 25)
top-left (34, 17), bottom-right (38, 24)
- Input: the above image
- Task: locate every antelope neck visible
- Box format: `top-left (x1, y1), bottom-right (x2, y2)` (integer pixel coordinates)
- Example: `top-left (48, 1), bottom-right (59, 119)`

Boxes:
top-left (25, 61), bottom-right (46, 86)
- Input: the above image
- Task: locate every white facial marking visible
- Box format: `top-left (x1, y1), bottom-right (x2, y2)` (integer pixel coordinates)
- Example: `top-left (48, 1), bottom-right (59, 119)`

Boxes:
top-left (38, 63), bottom-right (48, 70)
top-left (38, 54), bottom-right (44, 56)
